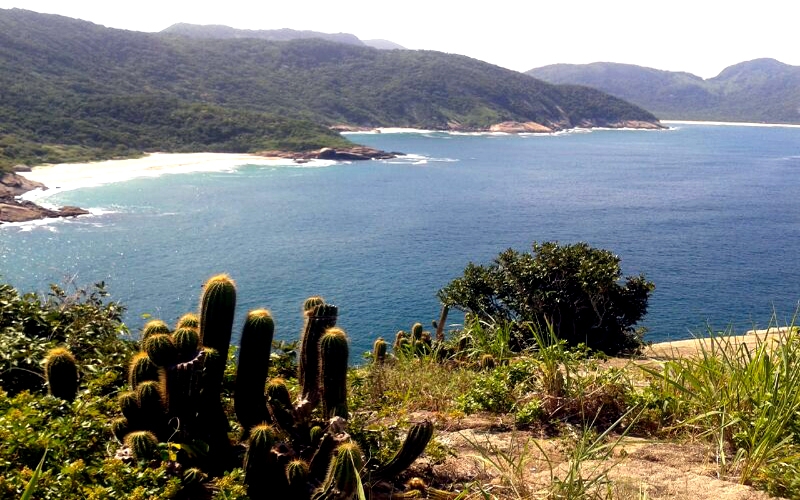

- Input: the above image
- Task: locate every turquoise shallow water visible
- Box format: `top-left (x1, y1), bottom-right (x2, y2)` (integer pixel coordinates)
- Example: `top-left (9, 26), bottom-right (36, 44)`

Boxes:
top-left (2, 124), bottom-right (799, 355)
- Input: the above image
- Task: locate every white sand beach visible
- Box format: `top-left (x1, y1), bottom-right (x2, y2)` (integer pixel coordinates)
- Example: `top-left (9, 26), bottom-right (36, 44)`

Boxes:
top-left (17, 152), bottom-right (328, 201)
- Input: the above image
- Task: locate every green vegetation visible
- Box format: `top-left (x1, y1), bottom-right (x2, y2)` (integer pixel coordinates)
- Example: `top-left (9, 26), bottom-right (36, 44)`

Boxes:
top-left (438, 242), bottom-right (654, 355)
top-left (0, 9), bottom-right (658, 171)
top-left (2, 253), bottom-right (798, 498)
top-left (528, 59), bottom-right (800, 124)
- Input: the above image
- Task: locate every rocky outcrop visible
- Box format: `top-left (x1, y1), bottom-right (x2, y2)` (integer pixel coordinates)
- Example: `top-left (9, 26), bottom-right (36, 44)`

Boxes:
top-left (258, 146), bottom-right (399, 162)
top-left (0, 199), bottom-right (89, 223)
top-left (0, 171), bottom-right (89, 224)
top-left (0, 172), bottom-right (45, 198)
top-left (489, 121), bottom-right (554, 133)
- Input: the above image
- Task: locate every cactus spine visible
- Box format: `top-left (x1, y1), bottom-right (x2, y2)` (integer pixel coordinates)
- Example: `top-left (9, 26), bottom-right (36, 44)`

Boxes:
top-left (319, 327), bottom-right (349, 419)
top-left (372, 420), bottom-right (434, 481)
top-left (235, 309), bottom-right (275, 433)
top-left (44, 347), bottom-right (79, 401)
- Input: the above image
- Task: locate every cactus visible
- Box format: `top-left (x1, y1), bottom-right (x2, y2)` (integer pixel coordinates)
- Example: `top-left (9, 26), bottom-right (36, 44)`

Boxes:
top-left (142, 333), bottom-right (178, 367)
top-left (298, 303), bottom-right (338, 411)
top-left (372, 337), bottom-right (387, 364)
top-left (118, 391), bottom-right (139, 424)
top-left (244, 424), bottom-right (289, 498)
top-left (198, 274), bottom-right (236, 369)
top-left (44, 347), bottom-right (79, 401)
top-left (266, 378), bottom-right (295, 435)
top-left (287, 459), bottom-right (311, 499)
top-left (479, 354), bottom-right (496, 370)
top-left (172, 327), bottom-right (200, 363)
top-left (176, 312), bottom-right (200, 330)
top-left (372, 420), bottom-right (433, 481)
top-left (303, 296), bottom-right (325, 314)
top-left (128, 351), bottom-right (159, 388)
top-left (111, 417), bottom-right (130, 442)
top-left (136, 380), bottom-right (165, 435)
top-left (142, 319), bottom-right (170, 340)
top-left (319, 327), bottom-right (349, 419)
top-left (312, 441), bottom-right (364, 500)
top-left (234, 309), bottom-right (275, 432)
top-left (393, 330), bottom-right (408, 353)
top-left (125, 430), bottom-right (159, 461)
top-left (197, 274), bottom-right (237, 457)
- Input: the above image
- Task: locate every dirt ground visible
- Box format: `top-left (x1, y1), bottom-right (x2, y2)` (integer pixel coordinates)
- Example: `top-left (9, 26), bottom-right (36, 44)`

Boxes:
top-left (409, 331), bottom-right (795, 499)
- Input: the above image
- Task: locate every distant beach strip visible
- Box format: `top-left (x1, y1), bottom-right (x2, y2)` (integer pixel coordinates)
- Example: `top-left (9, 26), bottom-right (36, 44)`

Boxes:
top-left (17, 153), bottom-right (337, 202)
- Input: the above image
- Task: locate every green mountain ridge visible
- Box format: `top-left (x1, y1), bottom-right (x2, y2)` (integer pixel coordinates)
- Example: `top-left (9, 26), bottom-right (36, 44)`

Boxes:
top-left (527, 59), bottom-right (800, 124)
top-left (0, 8), bottom-right (659, 171)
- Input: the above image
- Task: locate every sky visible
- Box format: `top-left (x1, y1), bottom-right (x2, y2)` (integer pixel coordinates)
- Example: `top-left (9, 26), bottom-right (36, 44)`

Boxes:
top-left (0, 0), bottom-right (797, 79)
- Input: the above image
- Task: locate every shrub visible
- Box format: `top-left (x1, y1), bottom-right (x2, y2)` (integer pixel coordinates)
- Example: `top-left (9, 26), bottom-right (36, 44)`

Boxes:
top-left (438, 241), bottom-right (654, 355)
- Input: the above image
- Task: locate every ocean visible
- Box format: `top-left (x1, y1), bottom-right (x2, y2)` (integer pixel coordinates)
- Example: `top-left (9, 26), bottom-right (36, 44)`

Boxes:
top-left (2, 123), bottom-right (799, 356)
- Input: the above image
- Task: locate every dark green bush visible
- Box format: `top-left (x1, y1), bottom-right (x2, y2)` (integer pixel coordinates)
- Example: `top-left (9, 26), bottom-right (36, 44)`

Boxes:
top-left (438, 242), bottom-right (654, 355)
top-left (0, 281), bottom-right (133, 395)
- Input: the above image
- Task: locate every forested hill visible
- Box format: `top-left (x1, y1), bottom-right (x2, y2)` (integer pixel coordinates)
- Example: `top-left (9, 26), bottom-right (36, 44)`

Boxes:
top-left (0, 8), bottom-right (659, 171)
top-left (527, 59), bottom-right (800, 124)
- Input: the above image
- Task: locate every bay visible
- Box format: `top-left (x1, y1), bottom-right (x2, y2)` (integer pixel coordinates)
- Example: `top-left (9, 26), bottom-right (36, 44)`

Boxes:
top-left (1, 123), bottom-right (799, 355)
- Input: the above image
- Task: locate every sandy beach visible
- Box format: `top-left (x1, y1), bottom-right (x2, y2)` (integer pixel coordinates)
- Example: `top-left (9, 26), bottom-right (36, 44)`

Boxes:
top-left (17, 152), bottom-right (322, 201)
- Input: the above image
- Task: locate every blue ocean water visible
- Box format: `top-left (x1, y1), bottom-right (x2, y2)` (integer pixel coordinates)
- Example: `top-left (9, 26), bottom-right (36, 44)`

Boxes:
top-left (2, 123), bottom-right (799, 355)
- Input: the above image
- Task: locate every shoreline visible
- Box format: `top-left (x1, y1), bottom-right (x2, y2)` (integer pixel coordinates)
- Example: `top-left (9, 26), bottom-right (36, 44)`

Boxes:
top-left (1, 148), bottom-right (396, 224)
top-left (662, 119), bottom-right (800, 128)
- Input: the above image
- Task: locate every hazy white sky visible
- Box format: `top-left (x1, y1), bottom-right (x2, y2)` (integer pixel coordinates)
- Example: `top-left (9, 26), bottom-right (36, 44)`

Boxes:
top-left (1, 0), bottom-right (796, 78)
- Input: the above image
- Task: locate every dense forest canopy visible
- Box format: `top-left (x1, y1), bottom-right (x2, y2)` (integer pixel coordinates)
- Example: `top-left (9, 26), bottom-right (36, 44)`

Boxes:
top-left (0, 8), bottom-right (659, 171)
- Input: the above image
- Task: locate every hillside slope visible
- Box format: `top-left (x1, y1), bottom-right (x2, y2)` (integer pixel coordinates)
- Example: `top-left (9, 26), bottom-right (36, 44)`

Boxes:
top-left (528, 59), bottom-right (800, 123)
top-left (0, 8), bottom-right (660, 170)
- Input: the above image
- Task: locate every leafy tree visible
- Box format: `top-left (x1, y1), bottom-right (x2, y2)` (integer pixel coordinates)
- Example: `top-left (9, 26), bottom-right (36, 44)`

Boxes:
top-left (438, 242), bottom-right (654, 355)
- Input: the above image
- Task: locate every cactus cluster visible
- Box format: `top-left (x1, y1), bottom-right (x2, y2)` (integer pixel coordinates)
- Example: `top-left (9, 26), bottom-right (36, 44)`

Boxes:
top-left (114, 275), bottom-right (433, 499)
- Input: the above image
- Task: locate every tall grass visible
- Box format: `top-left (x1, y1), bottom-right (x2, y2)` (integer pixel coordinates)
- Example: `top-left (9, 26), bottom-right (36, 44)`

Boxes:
top-left (642, 316), bottom-right (800, 494)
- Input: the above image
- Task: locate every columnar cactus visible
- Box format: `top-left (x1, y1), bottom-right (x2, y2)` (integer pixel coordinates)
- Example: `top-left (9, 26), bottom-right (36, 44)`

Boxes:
top-left (312, 441), bottom-right (364, 500)
top-left (142, 334), bottom-right (178, 367)
top-left (43, 347), bottom-right (79, 401)
top-left (125, 430), bottom-right (159, 462)
top-left (480, 354), bottom-right (496, 370)
top-left (411, 323), bottom-right (423, 341)
top-left (372, 337), bottom-right (387, 364)
top-left (244, 424), bottom-right (289, 498)
top-left (234, 309), bottom-right (275, 433)
top-left (172, 327), bottom-right (200, 363)
top-left (197, 274), bottom-right (237, 457)
top-left (372, 420), bottom-right (434, 481)
top-left (176, 312), bottom-right (200, 329)
top-left (319, 327), bottom-right (349, 419)
top-left (298, 303), bottom-right (338, 412)
top-left (128, 351), bottom-right (159, 389)
top-left (287, 458), bottom-right (311, 499)
top-left (141, 319), bottom-right (170, 340)
top-left (112, 276), bottom-right (433, 497)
